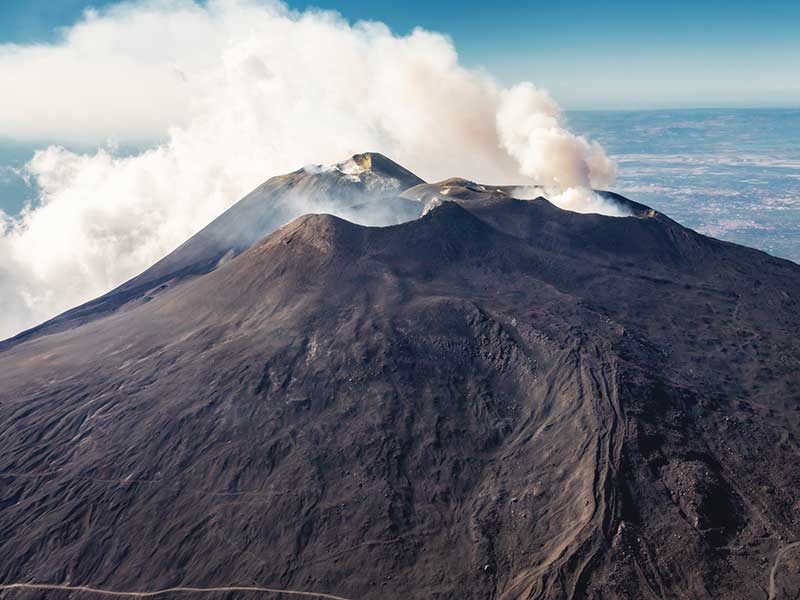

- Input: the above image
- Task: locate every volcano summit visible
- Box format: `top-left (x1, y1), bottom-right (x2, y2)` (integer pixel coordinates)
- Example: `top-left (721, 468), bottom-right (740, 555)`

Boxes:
top-left (1, 154), bottom-right (799, 600)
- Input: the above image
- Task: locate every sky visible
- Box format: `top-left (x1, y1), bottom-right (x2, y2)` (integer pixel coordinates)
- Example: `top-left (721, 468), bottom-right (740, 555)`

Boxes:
top-left (1, 0), bottom-right (799, 110)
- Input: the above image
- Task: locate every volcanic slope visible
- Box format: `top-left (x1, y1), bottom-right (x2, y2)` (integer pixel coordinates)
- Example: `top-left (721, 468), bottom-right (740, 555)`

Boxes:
top-left (0, 152), bottom-right (423, 350)
top-left (1, 155), bottom-right (800, 600)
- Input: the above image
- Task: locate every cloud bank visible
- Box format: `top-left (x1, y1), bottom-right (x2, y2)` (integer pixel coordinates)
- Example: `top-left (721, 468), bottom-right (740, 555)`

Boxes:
top-left (0, 0), bottom-right (618, 340)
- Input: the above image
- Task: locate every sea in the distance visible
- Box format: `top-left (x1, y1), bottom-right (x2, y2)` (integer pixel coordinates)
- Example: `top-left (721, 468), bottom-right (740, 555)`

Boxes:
top-left (569, 108), bottom-right (800, 263)
top-left (1, 108), bottom-right (798, 263)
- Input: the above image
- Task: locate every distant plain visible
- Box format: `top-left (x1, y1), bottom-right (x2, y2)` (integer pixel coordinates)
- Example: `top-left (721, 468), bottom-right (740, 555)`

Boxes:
top-left (569, 108), bottom-right (800, 263)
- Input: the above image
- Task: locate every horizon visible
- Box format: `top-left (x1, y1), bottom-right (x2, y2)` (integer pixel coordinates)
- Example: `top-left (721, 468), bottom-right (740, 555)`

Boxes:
top-left (2, 106), bottom-right (798, 217)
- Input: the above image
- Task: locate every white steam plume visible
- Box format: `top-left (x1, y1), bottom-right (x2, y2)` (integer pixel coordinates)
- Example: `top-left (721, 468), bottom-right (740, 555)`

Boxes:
top-left (497, 82), bottom-right (618, 213)
top-left (0, 0), bottom-right (621, 340)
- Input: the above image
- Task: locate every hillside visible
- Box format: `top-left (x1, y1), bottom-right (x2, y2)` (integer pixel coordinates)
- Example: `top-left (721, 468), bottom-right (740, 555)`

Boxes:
top-left (1, 155), bottom-right (799, 600)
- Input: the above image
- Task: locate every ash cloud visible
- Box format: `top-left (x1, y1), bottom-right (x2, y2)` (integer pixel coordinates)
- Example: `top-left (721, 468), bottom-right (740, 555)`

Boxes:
top-left (0, 0), bottom-right (619, 339)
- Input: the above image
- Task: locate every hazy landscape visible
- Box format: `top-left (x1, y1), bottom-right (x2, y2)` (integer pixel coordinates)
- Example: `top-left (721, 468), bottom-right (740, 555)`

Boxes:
top-left (570, 108), bottom-right (800, 263)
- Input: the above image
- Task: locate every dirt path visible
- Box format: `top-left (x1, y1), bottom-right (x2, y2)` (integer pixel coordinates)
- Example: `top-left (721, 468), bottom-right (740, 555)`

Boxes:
top-left (0, 583), bottom-right (353, 600)
top-left (768, 541), bottom-right (800, 600)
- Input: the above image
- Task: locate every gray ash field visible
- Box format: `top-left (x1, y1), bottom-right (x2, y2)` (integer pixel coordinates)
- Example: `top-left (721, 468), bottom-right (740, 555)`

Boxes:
top-left (1, 154), bottom-right (799, 600)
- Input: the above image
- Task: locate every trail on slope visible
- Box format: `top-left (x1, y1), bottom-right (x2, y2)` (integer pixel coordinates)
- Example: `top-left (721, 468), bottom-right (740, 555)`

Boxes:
top-left (0, 583), bottom-right (353, 600)
top-left (768, 541), bottom-right (800, 600)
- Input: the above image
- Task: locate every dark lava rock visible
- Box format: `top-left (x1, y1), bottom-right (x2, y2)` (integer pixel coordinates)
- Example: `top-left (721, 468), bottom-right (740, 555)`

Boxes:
top-left (1, 154), bottom-right (799, 600)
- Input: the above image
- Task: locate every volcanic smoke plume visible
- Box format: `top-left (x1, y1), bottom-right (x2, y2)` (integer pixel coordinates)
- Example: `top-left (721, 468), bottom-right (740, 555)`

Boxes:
top-left (0, 0), bottom-right (619, 340)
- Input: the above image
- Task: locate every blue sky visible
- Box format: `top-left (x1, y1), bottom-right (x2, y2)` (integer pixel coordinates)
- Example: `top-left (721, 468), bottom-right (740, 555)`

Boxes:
top-left (2, 0), bottom-right (799, 109)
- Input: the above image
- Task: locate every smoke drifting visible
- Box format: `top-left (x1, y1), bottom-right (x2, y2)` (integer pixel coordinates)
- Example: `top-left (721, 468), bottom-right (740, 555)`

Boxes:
top-left (0, 0), bottom-right (620, 340)
top-left (497, 83), bottom-right (619, 214)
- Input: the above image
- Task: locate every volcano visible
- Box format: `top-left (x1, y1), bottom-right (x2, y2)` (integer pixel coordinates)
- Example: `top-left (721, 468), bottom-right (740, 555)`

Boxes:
top-left (1, 154), bottom-right (799, 600)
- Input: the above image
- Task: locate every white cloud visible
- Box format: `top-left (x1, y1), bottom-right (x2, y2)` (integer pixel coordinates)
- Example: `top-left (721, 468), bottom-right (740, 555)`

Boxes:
top-left (0, 0), bottom-right (223, 145)
top-left (0, 0), bottom-right (618, 340)
top-left (497, 82), bottom-right (616, 190)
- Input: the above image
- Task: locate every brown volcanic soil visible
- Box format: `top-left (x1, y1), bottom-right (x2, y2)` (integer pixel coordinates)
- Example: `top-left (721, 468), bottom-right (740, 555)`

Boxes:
top-left (1, 156), bottom-right (799, 600)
